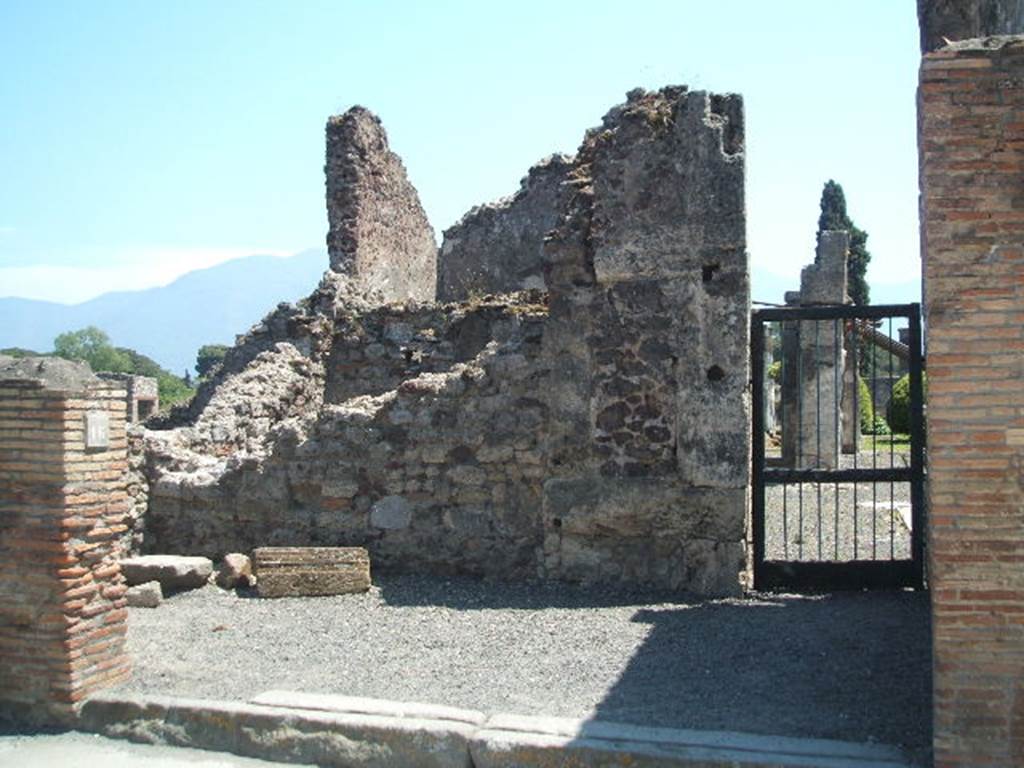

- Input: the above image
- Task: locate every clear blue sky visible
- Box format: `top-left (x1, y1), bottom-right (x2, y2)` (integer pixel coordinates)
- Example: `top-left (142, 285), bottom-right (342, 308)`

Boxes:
top-left (0, 1), bottom-right (922, 304)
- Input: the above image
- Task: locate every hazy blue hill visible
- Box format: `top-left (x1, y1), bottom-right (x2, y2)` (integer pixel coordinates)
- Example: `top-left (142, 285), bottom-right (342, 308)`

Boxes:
top-left (0, 251), bottom-right (918, 376)
top-left (0, 249), bottom-right (326, 375)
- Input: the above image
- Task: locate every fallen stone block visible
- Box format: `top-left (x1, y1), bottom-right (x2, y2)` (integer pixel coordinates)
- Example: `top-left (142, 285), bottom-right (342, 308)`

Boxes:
top-left (252, 546), bottom-right (370, 598)
top-left (119, 555), bottom-right (213, 590)
top-left (126, 580), bottom-right (163, 608)
top-left (216, 553), bottom-right (254, 589)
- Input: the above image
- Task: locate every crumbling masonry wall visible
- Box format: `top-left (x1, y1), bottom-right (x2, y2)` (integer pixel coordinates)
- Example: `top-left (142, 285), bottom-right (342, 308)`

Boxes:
top-left (437, 155), bottom-right (573, 302)
top-left (920, 36), bottom-right (1024, 767)
top-left (539, 88), bottom-right (749, 592)
top-left (326, 107), bottom-right (437, 302)
top-left (138, 87), bottom-right (750, 596)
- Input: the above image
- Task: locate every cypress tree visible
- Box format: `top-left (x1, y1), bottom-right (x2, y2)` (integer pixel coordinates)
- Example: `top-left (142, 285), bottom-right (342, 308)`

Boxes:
top-left (816, 180), bottom-right (871, 306)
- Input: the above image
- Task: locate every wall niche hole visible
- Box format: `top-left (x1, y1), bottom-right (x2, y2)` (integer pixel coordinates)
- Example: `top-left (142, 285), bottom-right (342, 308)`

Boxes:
top-left (702, 263), bottom-right (720, 283)
top-left (552, 518), bottom-right (562, 529)
top-left (706, 365), bottom-right (726, 382)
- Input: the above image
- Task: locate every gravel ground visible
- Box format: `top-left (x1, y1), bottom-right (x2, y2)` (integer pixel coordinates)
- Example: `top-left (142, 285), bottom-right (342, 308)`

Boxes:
top-left (763, 450), bottom-right (915, 562)
top-left (121, 574), bottom-right (932, 766)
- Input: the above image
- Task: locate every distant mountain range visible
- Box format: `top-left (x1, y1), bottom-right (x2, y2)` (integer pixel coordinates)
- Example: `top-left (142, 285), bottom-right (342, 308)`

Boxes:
top-left (0, 248), bottom-right (918, 376)
top-left (0, 249), bottom-right (327, 376)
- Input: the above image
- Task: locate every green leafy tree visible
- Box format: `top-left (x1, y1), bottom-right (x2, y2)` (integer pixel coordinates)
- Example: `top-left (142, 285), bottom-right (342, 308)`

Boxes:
top-left (113, 346), bottom-right (195, 407)
top-left (887, 372), bottom-right (928, 435)
top-left (51, 327), bottom-right (194, 407)
top-left (816, 180), bottom-right (871, 306)
top-left (196, 344), bottom-right (229, 379)
top-left (0, 347), bottom-right (41, 358)
top-left (53, 326), bottom-right (132, 373)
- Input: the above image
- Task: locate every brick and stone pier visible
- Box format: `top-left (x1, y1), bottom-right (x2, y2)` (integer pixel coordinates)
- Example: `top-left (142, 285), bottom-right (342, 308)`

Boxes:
top-left (919, 30), bottom-right (1024, 768)
top-left (0, 357), bottom-right (131, 725)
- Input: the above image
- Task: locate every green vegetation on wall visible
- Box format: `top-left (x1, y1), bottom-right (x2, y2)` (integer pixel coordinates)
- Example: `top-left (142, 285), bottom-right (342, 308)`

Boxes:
top-left (887, 371), bottom-right (927, 435)
top-left (817, 180), bottom-right (872, 307)
top-left (52, 326), bottom-right (195, 407)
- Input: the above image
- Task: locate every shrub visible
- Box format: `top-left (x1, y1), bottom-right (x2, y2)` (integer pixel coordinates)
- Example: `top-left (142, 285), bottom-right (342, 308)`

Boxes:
top-left (858, 377), bottom-right (874, 433)
top-left (767, 361), bottom-right (782, 383)
top-left (886, 372), bottom-right (927, 434)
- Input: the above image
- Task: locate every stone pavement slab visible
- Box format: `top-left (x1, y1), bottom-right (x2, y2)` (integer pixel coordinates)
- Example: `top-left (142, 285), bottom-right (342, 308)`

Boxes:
top-left (0, 731), bottom-right (308, 767)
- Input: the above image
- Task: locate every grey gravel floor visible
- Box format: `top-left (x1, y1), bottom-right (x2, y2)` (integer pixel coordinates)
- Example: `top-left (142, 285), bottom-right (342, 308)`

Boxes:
top-left (763, 450), bottom-right (915, 562)
top-left (120, 574), bottom-right (932, 766)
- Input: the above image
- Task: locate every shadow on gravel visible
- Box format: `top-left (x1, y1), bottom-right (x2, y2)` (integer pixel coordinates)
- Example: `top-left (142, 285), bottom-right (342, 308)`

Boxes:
top-left (587, 590), bottom-right (932, 765)
top-left (374, 574), bottom-right (931, 762)
top-left (373, 572), bottom-right (705, 609)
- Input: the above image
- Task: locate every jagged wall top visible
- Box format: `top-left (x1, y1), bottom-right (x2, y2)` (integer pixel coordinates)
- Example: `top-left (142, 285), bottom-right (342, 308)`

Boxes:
top-left (324, 107), bottom-right (437, 304)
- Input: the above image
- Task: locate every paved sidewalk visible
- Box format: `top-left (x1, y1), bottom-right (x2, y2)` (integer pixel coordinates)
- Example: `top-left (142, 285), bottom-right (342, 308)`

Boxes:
top-left (0, 732), bottom-right (307, 768)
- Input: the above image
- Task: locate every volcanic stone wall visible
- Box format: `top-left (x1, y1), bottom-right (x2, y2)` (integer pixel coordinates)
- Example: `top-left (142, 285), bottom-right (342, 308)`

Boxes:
top-left (539, 88), bottom-right (749, 593)
top-left (325, 107), bottom-right (437, 302)
top-left (142, 295), bottom-right (549, 579)
top-left (920, 35), bottom-right (1024, 767)
top-left (437, 155), bottom-right (574, 302)
top-left (138, 87), bottom-right (750, 596)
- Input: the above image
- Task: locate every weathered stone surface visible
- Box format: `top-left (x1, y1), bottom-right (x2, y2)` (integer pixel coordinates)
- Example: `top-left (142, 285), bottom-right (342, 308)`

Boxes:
top-left (216, 553), bottom-right (253, 589)
top-left (325, 106), bottom-right (437, 303)
top-left (79, 691), bottom-right (909, 768)
top-left (126, 580), bottom-right (163, 608)
top-left (253, 547), bottom-right (370, 598)
top-left (251, 690), bottom-right (487, 727)
top-left (79, 692), bottom-right (477, 768)
top-left (540, 86), bottom-right (749, 592)
top-left (120, 555), bottom-right (213, 590)
top-left (471, 713), bottom-right (909, 768)
top-left (370, 495), bottom-right (412, 529)
top-left (136, 88), bottom-right (751, 596)
top-left (438, 154), bottom-right (573, 302)
top-left (919, 0), bottom-right (1024, 52)
top-left (780, 231), bottom-right (850, 470)
top-left (0, 354), bottom-right (96, 390)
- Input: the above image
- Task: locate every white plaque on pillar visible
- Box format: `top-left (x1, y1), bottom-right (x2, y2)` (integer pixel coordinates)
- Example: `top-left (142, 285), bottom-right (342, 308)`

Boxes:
top-left (85, 411), bottom-right (110, 449)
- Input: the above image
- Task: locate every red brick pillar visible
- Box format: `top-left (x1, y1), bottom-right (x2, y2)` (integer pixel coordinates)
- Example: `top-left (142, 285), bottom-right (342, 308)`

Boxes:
top-left (0, 375), bottom-right (131, 725)
top-left (920, 38), bottom-right (1024, 767)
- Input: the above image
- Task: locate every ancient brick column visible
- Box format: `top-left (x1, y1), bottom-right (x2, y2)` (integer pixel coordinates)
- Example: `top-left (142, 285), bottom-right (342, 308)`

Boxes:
top-left (0, 360), bottom-right (131, 725)
top-left (919, 36), bottom-right (1024, 766)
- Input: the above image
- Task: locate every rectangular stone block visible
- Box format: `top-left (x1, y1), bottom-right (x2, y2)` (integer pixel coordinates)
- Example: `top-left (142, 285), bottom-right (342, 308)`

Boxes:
top-left (253, 546), bottom-right (370, 598)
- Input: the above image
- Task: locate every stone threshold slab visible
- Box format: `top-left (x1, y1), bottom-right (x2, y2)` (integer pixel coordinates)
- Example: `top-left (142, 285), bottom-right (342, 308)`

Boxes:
top-left (78, 690), bottom-right (912, 768)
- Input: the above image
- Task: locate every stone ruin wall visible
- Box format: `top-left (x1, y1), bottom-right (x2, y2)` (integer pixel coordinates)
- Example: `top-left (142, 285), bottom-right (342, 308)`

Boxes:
top-left (437, 154), bottom-right (574, 302)
top-left (325, 107), bottom-right (437, 303)
top-left (134, 86), bottom-right (750, 596)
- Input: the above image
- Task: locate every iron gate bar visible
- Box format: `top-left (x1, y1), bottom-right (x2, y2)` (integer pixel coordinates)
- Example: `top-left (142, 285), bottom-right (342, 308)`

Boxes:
top-left (764, 468), bottom-right (911, 484)
top-left (751, 302), bottom-right (927, 592)
top-left (754, 303), bottom-right (921, 321)
top-left (756, 560), bottom-right (919, 592)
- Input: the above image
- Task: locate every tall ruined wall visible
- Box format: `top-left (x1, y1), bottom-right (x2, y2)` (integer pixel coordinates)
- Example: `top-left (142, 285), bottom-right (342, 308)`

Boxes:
top-left (138, 88), bottom-right (750, 596)
top-left (325, 107), bottom-right (437, 302)
top-left (919, 35), bottom-right (1024, 767)
top-left (540, 88), bottom-right (749, 594)
top-left (437, 155), bottom-right (573, 302)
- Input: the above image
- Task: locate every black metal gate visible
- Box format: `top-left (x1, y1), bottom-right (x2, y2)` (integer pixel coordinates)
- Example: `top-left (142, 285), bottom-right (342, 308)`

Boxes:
top-left (751, 303), bottom-right (926, 591)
